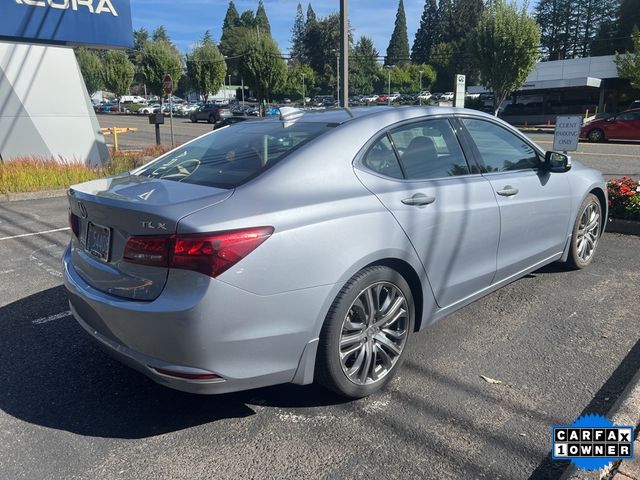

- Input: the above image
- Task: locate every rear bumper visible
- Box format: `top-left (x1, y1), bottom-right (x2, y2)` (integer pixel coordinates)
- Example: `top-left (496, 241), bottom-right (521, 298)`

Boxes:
top-left (63, 245), bottom-right (333, 394)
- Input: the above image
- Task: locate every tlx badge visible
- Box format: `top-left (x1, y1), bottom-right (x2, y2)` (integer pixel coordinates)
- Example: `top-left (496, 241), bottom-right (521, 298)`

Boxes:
top-left (15, 0), bottom-right (119, 17)
top-left (141, 221), bottom-right (167, 231)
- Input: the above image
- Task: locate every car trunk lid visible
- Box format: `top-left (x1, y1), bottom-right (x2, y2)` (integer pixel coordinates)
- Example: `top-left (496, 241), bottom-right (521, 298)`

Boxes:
top-left (68, 174), bottom-right (233, 301)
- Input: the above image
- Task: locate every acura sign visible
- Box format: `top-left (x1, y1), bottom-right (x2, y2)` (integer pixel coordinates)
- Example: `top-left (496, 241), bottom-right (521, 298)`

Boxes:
top-left (1, 0), bottom-right (133, 48)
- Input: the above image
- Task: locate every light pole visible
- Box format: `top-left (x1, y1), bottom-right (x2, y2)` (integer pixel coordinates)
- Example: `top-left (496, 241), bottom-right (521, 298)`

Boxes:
top-left (241, 77), bottom-right (245, 105)
top-left (302, 73), bottom-right (306, 108)
top-left (385, 65), bottom-right (393, 106)
top-left (336, 51), bottom-right (340, 103)
top-left (228, 74), bottom-right (232, 103)
top-left (419, 70), bottom-right (424, 105)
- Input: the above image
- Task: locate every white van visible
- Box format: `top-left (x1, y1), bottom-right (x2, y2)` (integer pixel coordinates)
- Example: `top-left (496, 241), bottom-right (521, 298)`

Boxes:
top-left (120, 95), bottom-right (147, 104)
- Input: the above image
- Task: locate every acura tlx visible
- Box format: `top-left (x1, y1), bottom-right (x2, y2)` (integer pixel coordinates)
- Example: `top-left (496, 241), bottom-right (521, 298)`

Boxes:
top-left (64, 107), bottom-right (606, 398)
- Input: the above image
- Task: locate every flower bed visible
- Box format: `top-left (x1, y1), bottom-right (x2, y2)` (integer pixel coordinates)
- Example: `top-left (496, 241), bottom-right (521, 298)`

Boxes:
top-left (607, 176), bottom-right (640, 222)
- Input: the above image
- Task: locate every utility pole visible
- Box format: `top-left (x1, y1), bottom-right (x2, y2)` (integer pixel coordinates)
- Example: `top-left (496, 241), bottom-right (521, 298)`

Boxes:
top-left (336, 52), bottom-right (340, 103)
top-left (339, 0), bottom-right (349, 108)
top-left (385, 65), bottom-right (393, 106)
top-left (302, 73), bottom-right (306, 108)
top-left (419, 70), bottom-right (424, 105)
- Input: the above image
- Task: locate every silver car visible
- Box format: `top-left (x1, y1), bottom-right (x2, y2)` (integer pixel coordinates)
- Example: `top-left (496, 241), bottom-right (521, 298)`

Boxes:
top-left (63, 107), bottom-right (606, 398)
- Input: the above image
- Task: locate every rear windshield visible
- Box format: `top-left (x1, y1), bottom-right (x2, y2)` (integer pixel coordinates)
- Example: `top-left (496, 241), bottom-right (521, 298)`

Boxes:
top-left (137, 121), bottom-right (331, 188)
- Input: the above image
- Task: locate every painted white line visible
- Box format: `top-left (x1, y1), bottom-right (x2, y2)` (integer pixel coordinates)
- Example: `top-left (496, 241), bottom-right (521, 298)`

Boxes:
top-left (32, 310), bottom-right (72, 325)
top-left (0, 227), bottom-right (70, 241)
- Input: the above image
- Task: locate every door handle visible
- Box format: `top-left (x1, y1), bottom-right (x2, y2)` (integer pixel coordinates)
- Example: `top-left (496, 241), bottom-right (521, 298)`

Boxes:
top-left (401, 193), bottom-right (436, 207)
top-left (496, 186), bottom-right (519, 197)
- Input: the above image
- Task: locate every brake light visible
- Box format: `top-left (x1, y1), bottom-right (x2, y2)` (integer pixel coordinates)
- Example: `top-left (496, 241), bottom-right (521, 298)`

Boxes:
top-left (124, 236), bottom-right (171, 267)
top-left (172, 227), bottom-right (274, 277)
top-left (68, 210), bottom-right (80, 237)
top-left (123, 227), bottom-right (274, 277)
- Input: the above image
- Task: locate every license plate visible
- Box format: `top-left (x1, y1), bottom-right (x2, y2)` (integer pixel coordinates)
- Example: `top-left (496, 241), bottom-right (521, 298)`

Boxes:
top-left (85, 222), bottom-right (111, 261)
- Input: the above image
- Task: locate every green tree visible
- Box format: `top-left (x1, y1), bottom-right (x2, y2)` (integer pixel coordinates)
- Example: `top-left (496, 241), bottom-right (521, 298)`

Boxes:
top-left (255, 0), bottom-right (271, 36)
top-left (76, 48), bottom-right (103, 96)
top-left (152, 26), bottom-right (170, 43)
top-left (284, 64), bottom-right (317, 99)
top-left (240, 10), bottom-right (256, 28)
top-left (615, 29), bottom-right (640, 88)
top-left (128, 28), bottom-right (149, 64)
top-left (351, 36), bottom-right (380, 95)
top-left (140, 37), bottom-right (183, 97)
top-left (376, 64), bottom-right (436, 94)
top-left (470, 0), bottom-right (540, 114)
top-left (239, 34), bottom-right (287, 105)
top-left (220, 1), bottom-right (240, 48)
top-left (102, 50), bottom-right (135, 102)
top-left (385, 0), bottom-right (410, 66)
top-left (618, 0), bottom-right (640, 50)
top-left (306, 3), bottom-right (317, 27)
top-left (437, 0), bottom-right (456, 43)
top-left (411, 0), bottom-right (438, 64)
top-left (290, 3), bottom-right (306, 65)
top-left (186, 31), bottom-right (227, 102)
top-left (430, 42), bottom-right (455, 90)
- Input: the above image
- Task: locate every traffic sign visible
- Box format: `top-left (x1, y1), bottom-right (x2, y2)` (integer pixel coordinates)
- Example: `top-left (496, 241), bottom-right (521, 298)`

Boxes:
top-left (163, 75), bottom-right (173, 95)
top-left (553, 116), bottom-right (582, 152)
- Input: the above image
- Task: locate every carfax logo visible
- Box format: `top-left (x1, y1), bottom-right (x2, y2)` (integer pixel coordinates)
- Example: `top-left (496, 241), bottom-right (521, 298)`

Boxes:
top-left (552, 414), bottom-right (635, 471)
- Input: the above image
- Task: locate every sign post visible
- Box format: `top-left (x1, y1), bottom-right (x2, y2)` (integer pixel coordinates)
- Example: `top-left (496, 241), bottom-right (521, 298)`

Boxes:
top-left (454, 74), bottom-right (466, 108)
top-left (163, 74), bottom-right (174, 146)
top-left (553, 116), bottom-right (582, 153)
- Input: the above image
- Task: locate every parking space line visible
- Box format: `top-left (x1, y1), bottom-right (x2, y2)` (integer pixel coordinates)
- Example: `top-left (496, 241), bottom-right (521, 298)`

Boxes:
top-left (32, 310), bottom-right (71, 325)
top-left (0, 227), bottom-right (69, 241)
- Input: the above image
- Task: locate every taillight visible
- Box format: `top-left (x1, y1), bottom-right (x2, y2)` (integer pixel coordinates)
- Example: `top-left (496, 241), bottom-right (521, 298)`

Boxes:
top-left (172, 227), bottom-right (274, 277)
top-left (68, 210), bottom-right (80, 237)
top-left (123, 236), bottom-right (172, 267)
top-left (123, 227), bottom-right (273, 277)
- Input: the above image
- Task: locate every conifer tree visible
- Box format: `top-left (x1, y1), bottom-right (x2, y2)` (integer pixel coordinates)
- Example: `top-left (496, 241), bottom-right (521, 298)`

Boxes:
top-left (255, 0), bottom-right (272, 36)
top-left (290, 2), bottom-right (306, 64)
top-left (411, 0), bottom-right (439, 64)
top-left (385, 0), bottom-right (410, 66)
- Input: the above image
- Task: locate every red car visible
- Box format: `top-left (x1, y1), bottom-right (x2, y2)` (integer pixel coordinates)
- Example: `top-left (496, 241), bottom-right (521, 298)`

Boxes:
top-left (580, 109), bottom-right (640, 142)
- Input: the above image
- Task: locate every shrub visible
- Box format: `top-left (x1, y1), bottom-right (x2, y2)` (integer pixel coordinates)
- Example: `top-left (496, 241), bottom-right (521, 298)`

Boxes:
top-left (607, 176), bottom-right (640, 221)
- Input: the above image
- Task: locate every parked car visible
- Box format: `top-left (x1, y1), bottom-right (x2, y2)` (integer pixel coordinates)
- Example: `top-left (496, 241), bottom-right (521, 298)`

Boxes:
top-left (440, 92), bottom-right (455, 101)
top-left (190, 104), bottom-right (232, 123)
top-left (388, 92), bottom-right (401, 102)
top-left (630, 100), bottom-right (640, 109)
top-left (362, 94), bottom-right (379, 103)
top-left (139, 104), bottom-right (161, 115)
top-left (64, 106), bottom-right (606, 399)
top-left (97, 103), bottom-right (128, 113)
top-left (431, 92), bottom-right (443, 101)
top-left (120, 95), bottom-right (147, 104)
top-left (377, 94), bottom-right (389, 103)
top-left (418, 91), bottom-right (432, 101)
top-left (580, 108), bottom-right (640, 142)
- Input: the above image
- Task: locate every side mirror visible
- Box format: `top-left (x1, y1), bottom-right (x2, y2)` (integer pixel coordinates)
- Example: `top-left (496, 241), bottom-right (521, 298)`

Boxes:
top-left (544, 151), bottom-right (572, 173)
top-left (606, 116), bottom-right (615, 122)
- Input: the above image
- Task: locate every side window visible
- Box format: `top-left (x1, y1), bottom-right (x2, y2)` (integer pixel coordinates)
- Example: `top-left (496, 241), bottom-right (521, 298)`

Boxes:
top-left (616, 112), bottom-right (640, 121)
top-left (462, 118), bottom-right (540, 172)
top-left (389, 119), bottom-right (470, 179)
top-left (362, 135), bottom-right (404, 179)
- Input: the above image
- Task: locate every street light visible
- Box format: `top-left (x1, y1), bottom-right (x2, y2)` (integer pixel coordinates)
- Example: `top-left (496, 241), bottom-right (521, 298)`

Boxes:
top-left (228, 74), bottom-right (232, 103)
top-left (419, 70), bottom-right (424, 105)
top-left (302, 73), bottom-right (306, 108)
top-left (384, 65), bottom-right (394, 106)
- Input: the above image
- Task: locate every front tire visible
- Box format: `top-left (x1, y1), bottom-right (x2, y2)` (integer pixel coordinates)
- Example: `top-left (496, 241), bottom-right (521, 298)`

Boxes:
top-left (566, 193), bottom-right (602, 269)
top-left (316, 266), bottom-right (414, 398)
top-left (588, 128), bottom-right (605, 142)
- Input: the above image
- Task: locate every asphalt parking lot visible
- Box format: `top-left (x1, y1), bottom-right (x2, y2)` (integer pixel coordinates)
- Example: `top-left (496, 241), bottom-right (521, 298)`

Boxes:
top-left (1, 196), bottom-right (639, 479)
top-left (98, 114), bottom-right (640, 180)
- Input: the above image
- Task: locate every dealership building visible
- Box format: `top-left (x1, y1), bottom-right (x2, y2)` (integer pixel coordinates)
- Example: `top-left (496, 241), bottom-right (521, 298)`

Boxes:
top-left (0, 0), bottom-right (132, 165)
top-left (471, 55), bottom-right (639, 124)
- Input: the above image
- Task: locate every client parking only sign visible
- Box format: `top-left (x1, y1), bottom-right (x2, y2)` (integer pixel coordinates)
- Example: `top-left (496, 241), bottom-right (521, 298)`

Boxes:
top-left (553, 115), bottom-right (583, 152)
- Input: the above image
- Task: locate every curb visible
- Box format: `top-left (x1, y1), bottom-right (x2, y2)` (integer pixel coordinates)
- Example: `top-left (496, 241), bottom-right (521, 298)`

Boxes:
top-left (0, 189), bottom-right (67, 203)
top-left (607, 218), bottom-right (640, 237)
top-left (560, 369), bottom-right (640, 480)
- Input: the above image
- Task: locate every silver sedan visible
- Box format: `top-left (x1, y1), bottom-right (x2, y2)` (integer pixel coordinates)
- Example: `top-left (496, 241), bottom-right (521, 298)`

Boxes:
top-left (63, 107), bottom-right (606, 398)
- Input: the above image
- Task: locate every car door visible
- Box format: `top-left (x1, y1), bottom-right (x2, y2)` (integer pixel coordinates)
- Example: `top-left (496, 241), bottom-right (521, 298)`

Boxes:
top-left (354, 117), bottom-right (501, 308)
top-left (604, 111), bottom-right (638, 140)
top-left (458, 116), bottom-right (572, 283)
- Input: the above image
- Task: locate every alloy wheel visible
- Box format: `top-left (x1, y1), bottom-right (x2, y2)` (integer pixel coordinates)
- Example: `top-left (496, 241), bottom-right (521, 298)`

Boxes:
top-left (576, 202), bottom-right (601, 263)
top-left (339, 282), bottom-right (409, 385)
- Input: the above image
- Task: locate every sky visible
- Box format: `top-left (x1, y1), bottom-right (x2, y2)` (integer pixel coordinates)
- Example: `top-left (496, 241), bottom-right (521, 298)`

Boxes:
top-left (130, 0), bottom-right (427, 56)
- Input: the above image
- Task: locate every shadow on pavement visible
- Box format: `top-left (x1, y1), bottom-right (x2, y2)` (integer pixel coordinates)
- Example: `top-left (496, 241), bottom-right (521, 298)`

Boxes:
top-left (0, 286), bottom-right (348, 440)
top-left (528, 338), bottom-right (640, 479)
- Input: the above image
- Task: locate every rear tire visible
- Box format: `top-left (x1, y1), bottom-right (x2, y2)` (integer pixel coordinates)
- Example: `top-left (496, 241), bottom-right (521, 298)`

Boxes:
top-left (587, 128), bottom-right (605, 142)
top-left (208, 115), bottom-right (215, 124)
top-left (566, 193), bottom-right (602, 269)
top-left (190, 115), bottom-right (197, 123)
top-left (316, 266), bottom-right (414, 398)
